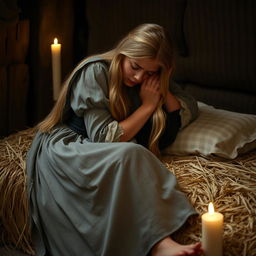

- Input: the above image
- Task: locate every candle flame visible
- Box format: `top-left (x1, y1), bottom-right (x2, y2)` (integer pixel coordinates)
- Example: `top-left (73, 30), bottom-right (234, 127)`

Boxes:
top-left (54, 38), bottom-right (58, 44)
top-left (208, 202), bottom-right (215, 214)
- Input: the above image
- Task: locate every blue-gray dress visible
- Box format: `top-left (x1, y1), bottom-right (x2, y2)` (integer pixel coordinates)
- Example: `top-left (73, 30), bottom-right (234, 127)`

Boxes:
top-left (26, 57), bottom-right (198, 256)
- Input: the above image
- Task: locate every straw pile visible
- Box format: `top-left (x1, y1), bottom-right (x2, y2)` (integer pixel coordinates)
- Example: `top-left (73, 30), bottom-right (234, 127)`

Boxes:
top-left (0, 128), bottom-right (255, 255)
top-left (162, 152), bottom-right (256, 256)
top-left (0, 128), bottom-right (35, 255)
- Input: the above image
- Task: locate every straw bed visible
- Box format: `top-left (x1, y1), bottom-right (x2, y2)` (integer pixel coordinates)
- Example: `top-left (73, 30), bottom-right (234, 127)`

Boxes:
top-left (0, 128), bottom-right (255, 255)
top-left (162, 152), bottom-right (256, 256)
top-left (0, 129), bottom-right (35, 255)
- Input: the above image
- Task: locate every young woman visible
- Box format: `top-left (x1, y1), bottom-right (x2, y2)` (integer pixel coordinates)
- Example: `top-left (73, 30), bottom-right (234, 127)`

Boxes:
top-left (27, 24), bottom-right (202, 256)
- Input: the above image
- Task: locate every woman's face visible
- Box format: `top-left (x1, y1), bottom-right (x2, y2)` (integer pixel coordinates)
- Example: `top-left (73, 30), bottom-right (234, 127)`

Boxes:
top-left (121, 56), bottom-right (160, 87)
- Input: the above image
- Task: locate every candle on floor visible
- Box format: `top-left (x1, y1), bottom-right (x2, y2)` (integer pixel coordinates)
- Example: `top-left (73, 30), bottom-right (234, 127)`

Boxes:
top-left (202, 202), bottom-right (223, 256)
top-left (51, 38), bottom-right (62, 101)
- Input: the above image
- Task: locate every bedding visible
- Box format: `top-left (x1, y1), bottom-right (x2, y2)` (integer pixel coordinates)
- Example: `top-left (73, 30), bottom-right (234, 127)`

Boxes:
top-left (164, 102), bottom-right (256, 159)
top-left (0, 125), bottom-right (256, 256)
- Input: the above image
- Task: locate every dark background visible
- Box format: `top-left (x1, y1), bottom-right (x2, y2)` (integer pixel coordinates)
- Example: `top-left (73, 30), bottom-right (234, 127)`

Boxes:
top-left (1, 0), bottom-right (255, 137)
top-left (0, 0), bottom-right (184, 137)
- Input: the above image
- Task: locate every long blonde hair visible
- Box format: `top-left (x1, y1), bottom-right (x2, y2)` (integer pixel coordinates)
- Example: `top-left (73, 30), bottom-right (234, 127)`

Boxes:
top-left (38, 23), bottom-right (174, 156)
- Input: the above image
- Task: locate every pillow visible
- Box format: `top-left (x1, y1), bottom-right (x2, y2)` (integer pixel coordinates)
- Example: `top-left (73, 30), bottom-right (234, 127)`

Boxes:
top-left (164, 102), bottom-right (256, 159)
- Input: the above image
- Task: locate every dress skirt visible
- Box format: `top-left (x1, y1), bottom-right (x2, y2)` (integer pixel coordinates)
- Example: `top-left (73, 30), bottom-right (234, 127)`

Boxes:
top-left (26, 126), bottom-right (196, 256)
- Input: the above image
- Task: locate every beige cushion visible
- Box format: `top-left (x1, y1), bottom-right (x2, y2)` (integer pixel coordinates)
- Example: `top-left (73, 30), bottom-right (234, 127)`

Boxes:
top-left (164, 102), bottom-right (256, 159)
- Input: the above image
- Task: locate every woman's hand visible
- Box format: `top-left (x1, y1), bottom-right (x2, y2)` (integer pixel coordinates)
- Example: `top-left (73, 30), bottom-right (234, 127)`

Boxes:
top-left (140, 74), bottom-right (161, 111)
top-left (119, 74), bottom-right (161, 142)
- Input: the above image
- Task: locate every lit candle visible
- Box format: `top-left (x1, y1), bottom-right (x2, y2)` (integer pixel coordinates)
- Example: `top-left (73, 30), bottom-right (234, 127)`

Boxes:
top-left (202, 202), bottom-right (224, 256)
top-left (51, 38), bottom-right (62, 101)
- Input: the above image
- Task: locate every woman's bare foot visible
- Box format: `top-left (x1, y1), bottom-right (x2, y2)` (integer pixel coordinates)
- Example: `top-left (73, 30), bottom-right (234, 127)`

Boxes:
top-left (151, 236), bottom-right (203, 256)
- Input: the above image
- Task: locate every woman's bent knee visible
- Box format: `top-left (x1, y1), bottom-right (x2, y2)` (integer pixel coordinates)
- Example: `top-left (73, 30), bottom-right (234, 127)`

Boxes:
top-left (118, 142), bottom-right (149, 158)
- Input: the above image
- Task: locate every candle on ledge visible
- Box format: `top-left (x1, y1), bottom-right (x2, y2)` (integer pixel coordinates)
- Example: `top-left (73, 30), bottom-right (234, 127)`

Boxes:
top-left (51, 38), bottom-right (62, 101)
top-left (202, 202), bottom-right (224, 256)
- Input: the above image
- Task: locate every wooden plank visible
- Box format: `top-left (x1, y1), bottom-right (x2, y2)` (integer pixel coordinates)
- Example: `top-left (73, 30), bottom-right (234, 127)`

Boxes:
top-left (6, 20), bottom-right (29, 64)
top-left (0, 22), bottom-right (7, 66)
top-left (15, 20), bottom-right (30, 63)
top-left (0, 66), bottom-right (8, 137)
top-left (7, 64), bottom-right (29, 133)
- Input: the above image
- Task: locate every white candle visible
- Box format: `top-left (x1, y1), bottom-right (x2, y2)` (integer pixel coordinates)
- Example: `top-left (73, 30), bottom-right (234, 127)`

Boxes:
top-left (51, 38), bottom-right (62, 101)
top-left (202, 202), bottom-right (224, 256)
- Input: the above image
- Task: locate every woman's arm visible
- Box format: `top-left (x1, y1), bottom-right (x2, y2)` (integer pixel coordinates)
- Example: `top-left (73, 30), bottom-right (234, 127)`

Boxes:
top-left (169, 81), bottom-right (199, 128)
top-left (119, 104), bottom-right (155, 142)
top-left (70, 62), bottom-right (161, 143)
top-left (164, 91), bottom-right (181, 112)
top-left (119, 74), bottom-right (161, 142)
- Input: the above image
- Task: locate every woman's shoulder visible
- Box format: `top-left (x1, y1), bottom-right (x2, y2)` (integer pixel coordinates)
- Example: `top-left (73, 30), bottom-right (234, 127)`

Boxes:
top-left (81, 58), bottom-right (110, 88)
top-left (71, 57), bottom-right (110, 95)
top-left (67, 56), bottom-right (111, 101)
top-left (79, 56), bottom-right (110, 75)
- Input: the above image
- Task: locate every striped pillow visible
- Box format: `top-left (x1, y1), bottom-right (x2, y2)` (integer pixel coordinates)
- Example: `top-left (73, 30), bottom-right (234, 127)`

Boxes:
top-left (164, 102), bottom-right (256, 159)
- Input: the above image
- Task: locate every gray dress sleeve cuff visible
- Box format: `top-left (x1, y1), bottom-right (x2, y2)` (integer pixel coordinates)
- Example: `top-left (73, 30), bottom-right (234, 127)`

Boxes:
top-left (169, 81), bottom-right (199, 129)
top-left (176, 97), bottom-right (193, 129)
top-left (102, 121), bottom-right (124, 142)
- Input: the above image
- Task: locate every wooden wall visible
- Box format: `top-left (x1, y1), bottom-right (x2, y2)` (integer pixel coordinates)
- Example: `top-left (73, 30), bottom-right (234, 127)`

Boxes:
top-left (0, 0), bottom-right (78, 137)
top-left (0, 0), bottom-right (184, 137)
top-left (85, 0), bottom-right (185, 56)
top-left (27, 0), bottom-right (75, 128)
top-left (0, 1), bottom-right (29, 136)
top-left (0, 0), bottom-right (183, 137)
